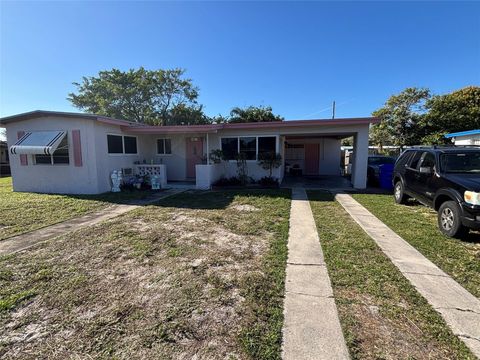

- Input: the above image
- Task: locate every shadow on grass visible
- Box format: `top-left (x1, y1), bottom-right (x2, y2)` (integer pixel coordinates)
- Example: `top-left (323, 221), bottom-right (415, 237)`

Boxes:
top-left (151, 188), bottom-right (292, 210)
top-left (306, 190), bottom-right (335, 202)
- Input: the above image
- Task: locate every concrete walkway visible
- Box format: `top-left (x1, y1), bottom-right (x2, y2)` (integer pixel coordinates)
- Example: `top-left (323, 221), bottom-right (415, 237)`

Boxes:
top-left (0, 189), bottom-right (184, 255)
top-left (335, 193), bottom-right (480, 357)
top-left (282, 188), bottom-right (349, 360)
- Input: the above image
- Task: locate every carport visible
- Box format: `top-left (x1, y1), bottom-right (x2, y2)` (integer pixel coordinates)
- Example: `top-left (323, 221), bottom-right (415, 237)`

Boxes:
top-left (274, 118), bottom-right (375, 189)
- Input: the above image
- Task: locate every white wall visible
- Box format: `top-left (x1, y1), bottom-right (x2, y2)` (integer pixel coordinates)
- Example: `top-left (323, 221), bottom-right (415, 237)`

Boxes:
top-left (5, 116), bottom-right (100, 194)
top-left (351, 127), bottom-right (369, 189)
top-left (207, 132), bottom-right (282, 181)
top-left (93, 122), bottom-right (153, 193)
top-left (151, 133), bottom-right (207, 181)
top-left (453, 134), bottom-right (480, 145)
top-left (195, 163), bottom-right (223, 189)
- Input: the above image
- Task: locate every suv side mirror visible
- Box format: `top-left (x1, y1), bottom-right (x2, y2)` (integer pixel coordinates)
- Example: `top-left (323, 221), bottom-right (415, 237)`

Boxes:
top-left (419, 166), bottom-right (433, 175)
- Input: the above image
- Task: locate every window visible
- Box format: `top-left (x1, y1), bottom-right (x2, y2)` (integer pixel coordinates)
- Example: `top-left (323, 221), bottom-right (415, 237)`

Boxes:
top-left (157, 138), bottom-right (172, 155)
top-left (419, 152), bottom-right (435, 169)
top-left (221, 136), bottom-right (278, 160)
top-left (258, 136), bottom-right (276, 156)
top-left (35, 136), bottom-right (69, 165)
top-left (408, 151), bottom-right (423, 169)
top-left (124, 136), bottom-right (137, 154)
top-left (396, 150), bottom-right (413, 168)
top-left (221, 138), bottom-right (239, 160)
top-left (107, 134), bottom-right (137, 155)
top-left (107, 135), bottom-right (123, 154)
top-left (240, 137), bottom-right (256, 160)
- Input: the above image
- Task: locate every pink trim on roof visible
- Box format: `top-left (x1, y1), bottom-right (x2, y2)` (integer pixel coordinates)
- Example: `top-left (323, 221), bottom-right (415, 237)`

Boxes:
top-left (121, 117), bottom-right (379, 134)
top-left (222, 117), bottom-right (379, 129)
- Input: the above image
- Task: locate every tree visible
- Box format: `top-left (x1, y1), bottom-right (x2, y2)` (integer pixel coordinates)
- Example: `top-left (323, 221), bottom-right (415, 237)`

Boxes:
top-left (228, 105), bottom-right (283, 123)
top-left (341, 137), bottom-right (353, 147)
top-left (167, 103), bottom-right (210, 125)
top-left (372, 87), bottom-right (431, 148)
top-left (421, 86), bottom-right (480, 144)
top-left (369, 120), bottom-right (394, 150)
top-left (211, 114), bottom-right (229, 124)
top-left (68, 67), bottom-right (205, 125)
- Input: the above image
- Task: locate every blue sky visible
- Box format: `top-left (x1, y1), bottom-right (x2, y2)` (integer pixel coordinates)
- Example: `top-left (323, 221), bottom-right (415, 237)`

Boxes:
top-left (1, 1), bottom-right (479, 121)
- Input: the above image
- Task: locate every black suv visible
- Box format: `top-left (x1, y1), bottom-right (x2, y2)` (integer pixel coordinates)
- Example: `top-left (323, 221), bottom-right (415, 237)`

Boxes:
top-left (393, 147), bottom-right (480, 238)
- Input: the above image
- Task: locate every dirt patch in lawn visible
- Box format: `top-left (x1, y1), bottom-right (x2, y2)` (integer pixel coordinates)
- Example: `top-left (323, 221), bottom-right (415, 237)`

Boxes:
top-left (0, 190), bottom-right (290, 359)
top-left (228, 204), bottom-right (260, 212)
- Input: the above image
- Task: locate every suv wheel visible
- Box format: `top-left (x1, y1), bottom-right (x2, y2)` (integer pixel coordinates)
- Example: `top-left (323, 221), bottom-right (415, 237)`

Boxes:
top-left (438, 201), bottom-right (469, 238)
top-left (394, 181), bottom-right (408, 204)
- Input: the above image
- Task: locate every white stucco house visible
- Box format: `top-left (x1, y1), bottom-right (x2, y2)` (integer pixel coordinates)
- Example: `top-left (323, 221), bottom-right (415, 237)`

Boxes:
top-left (0, 110), bottom-right (378, 194)
top-left (445, 129), bottom-right (480, 145)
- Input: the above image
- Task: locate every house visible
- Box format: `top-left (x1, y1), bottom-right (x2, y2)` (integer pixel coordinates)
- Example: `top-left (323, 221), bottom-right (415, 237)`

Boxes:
top-left (0, 110), bottom-right (378, 194)
top-left (445, 129), bottom-right (480, 145)
top-left (0, 140), bottom-right (10, 177)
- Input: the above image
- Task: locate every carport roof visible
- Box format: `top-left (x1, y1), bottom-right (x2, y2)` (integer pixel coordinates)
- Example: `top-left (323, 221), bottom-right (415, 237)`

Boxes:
top-left (0, 110), bottom-right (379, 132)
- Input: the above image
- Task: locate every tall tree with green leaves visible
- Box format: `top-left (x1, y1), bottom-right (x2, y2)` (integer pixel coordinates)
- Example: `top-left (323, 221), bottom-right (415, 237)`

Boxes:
top-left (68, 67), bottom-right (206, 125)
top-left (421, 86), bottom-right (480, 144)
top-left (227, 105), bottom-right (284, 123)
top-left (369, 120), bottom-right (393, 150)
top-left (372, 87), bottom-right (431, 148)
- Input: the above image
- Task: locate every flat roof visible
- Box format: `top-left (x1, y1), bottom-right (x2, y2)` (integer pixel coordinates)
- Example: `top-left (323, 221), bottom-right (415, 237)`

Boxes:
top-left (0, 110), bottom-right (379, 131)
top-left (444, 129), bottom-right (480, 138)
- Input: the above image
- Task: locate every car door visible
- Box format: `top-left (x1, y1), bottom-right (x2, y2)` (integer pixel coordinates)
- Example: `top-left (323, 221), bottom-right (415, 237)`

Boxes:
top-left (415, 151), bottom-right (436, 205)
top-left (404, 151), bottom-right (423, 195)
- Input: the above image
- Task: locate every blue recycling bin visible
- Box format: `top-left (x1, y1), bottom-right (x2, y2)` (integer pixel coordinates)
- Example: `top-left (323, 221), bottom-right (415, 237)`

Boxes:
top-left (379, 163), bottom-right (394, 190)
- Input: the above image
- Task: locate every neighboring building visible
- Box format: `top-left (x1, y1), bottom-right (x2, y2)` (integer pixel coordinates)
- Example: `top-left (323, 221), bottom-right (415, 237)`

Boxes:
top-left (0, 110), bottom-right (378, 194)
top-left (0, 140), bottom-right (10, 177)
top-left (445, 129), bottom-right (480, 145)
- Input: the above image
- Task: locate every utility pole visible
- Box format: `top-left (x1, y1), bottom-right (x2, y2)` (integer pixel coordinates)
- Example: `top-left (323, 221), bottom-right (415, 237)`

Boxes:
top-left (332, 101), bottom-right (336, 119)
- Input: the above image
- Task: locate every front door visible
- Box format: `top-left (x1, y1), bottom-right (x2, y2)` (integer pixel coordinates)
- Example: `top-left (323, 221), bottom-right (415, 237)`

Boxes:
top-left (305, 143), bottom-right (319, 175)
top-left (186, 137), bottom-right (203, 178)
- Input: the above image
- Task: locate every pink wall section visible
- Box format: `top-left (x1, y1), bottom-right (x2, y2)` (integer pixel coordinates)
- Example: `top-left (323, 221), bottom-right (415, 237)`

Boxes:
top-left (17, 131), bottom-right (28, 166)
top-left (72, 129), bottom-right (83, 167)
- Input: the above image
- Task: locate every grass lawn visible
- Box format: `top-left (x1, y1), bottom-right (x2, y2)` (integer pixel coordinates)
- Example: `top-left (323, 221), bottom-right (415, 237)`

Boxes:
top-left (0, 189), bottom-right (291, 359)
top-left (308, 190), bottom-right (474, 359)
top-left (0, 177), bottom-right (152, 240)
top-left (352, 193), bottom-right (480, 298)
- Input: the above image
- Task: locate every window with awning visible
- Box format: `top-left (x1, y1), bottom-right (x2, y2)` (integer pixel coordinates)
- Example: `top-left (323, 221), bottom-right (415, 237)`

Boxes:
top-left (10, 131), bottom-right (70, 165)
top-left (10, 131), bottom-right (67, 155)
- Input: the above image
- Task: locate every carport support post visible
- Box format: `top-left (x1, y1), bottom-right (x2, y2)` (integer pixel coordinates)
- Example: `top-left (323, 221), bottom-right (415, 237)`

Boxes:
top-left (352, 129), bottom-right (368, 189)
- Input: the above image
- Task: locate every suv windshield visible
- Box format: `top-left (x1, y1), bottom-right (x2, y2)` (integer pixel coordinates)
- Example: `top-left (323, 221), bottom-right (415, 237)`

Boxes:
top-left (440, 152), bottom-right (480, 173)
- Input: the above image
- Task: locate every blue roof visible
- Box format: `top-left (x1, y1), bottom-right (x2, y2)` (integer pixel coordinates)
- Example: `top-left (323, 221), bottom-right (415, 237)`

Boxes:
top-left (444, 129), bottom-right (480, 138)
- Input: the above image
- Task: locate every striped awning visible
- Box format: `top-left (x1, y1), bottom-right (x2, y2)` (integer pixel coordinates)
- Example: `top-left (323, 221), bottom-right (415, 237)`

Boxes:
top-left (10, 131), bottom-right (67, 155)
